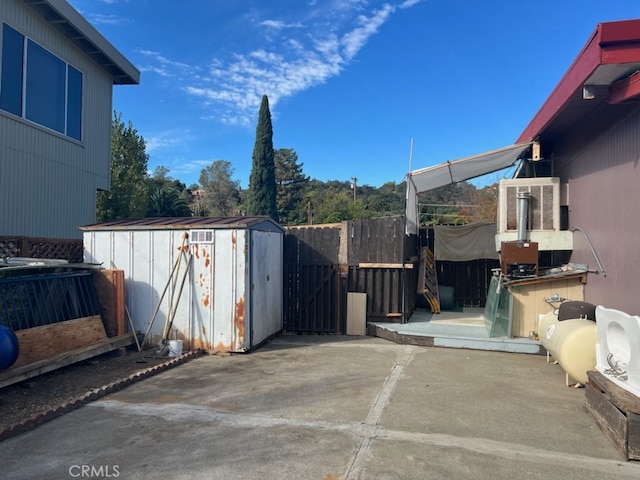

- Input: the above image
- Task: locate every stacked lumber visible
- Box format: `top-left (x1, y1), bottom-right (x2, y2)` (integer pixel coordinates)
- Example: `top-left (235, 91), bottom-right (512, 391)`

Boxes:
top-left (0, 269), bottom-right (133, 389)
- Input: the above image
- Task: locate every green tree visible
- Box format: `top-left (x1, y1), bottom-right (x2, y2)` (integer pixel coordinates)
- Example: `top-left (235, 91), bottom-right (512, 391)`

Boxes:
top-left (247, 95), bottom-right (278, 221)
top-left (305, 181), bottom-right (374, 224)
top-left (147, 184), bottom-right (192, 217)
top-left (362, 181), bottom-right (405, 217)
top-left (199, 160), bottom-right (241, 216)
top-left (146, 166), bottom-right (192, 217)
top-left (97, 112), bottom-right (149, 221)
top-left (275, 148), bottom-right (309, 225)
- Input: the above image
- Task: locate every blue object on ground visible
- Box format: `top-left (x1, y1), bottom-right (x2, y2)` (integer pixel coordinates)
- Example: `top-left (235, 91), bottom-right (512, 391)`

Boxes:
top-left (0, 324), bottom-right (19, 370)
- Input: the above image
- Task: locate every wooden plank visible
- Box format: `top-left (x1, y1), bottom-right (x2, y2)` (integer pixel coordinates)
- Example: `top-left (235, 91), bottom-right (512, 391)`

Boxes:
top-left (339, 222), bottom-right (349, 265)
top-left (584, 380), bottom-right (629, 460)
top-left (0, 333), bottom-right (135, 389)
top-left (505, 272), bottom-right (587, 287)
top-left (347, 292), bottom-right (367, 335)
top-left (12, 316), bottom-right (107, 368)
top-left (630, 413), bottom-right (640, 460)
top-left (93, 269), bottom-right (125, 337)
top-left (588, 370), bottom-right (640, 414)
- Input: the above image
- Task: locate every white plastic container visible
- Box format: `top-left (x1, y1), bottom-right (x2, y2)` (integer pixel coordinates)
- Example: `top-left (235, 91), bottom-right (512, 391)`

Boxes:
top-left (168, 340), bottom-right (183, 357)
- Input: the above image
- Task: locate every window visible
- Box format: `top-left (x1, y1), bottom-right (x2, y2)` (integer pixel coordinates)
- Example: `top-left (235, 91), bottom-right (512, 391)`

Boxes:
top-left (0, 23), bottom-right (82, 140)
top-left (0, 24), bottom-right (23, 116)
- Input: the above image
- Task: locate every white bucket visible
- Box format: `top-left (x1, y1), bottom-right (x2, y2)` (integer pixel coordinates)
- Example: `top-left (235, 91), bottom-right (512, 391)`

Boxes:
top-left (168, 340), bottom-right (183, 357)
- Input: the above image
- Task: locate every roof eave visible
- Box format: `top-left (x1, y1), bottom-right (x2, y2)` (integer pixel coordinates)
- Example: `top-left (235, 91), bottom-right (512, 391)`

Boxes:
top-left (516, 25), bottom-right (602, 144)
top-left (516, 19), bottom-right (640, 144)
top-left (24, 0), bottom-right (140, 85)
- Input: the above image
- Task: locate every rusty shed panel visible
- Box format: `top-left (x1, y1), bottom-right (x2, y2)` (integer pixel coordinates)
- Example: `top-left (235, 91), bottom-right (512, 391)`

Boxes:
top-left (82, 217), bottom-right (283, 352)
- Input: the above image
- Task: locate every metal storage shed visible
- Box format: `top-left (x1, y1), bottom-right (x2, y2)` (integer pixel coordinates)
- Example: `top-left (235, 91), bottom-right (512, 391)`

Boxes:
top-left (80, 217), bottom-right (284, 352)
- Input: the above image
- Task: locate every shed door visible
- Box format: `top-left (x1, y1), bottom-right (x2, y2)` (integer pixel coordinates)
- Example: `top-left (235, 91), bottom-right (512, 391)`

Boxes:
top-left (191, 229), bottom-right (248, 352)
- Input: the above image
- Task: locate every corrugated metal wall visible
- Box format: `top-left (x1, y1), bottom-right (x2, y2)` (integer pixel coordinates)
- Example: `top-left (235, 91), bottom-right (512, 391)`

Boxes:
top-left (552, 103), bottom-right (640, 314)
top-left (1, 0), bottom-right (114, 239)
top-left (83, 226), bottom-right (283, 352)
top-left (250, 229), bottom-right (283, 345)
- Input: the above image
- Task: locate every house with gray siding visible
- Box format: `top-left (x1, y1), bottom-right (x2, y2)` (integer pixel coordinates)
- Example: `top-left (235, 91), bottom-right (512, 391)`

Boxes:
top-left (0, 0), bottom-right (139, 239)
top-left (516, 19), bottom-right (640, 315)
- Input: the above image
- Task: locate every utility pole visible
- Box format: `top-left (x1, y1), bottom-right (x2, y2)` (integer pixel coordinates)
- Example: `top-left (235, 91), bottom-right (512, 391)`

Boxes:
top-left (351, 177), bottom-right (358, 204)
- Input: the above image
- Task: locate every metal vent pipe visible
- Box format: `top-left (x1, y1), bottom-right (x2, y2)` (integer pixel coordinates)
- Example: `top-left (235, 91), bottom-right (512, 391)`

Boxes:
top-left (517, 191), bottom-right (531, 241)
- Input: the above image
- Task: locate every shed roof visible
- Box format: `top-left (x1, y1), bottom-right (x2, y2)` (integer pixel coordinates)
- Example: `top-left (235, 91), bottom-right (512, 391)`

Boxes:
top-left (517, 19), bottom-right (640, 145)
top-left (79, 217), bottom-right (284, 233)
top-left (23, 0), bottom-right (139, 85)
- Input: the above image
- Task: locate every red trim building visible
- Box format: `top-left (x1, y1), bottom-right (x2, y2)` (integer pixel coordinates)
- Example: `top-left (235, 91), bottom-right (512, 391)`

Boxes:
top-left (516, 19), bottom-right (640, 314)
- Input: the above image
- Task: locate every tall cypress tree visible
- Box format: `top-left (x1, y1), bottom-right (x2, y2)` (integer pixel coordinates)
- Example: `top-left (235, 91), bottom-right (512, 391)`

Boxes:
top-left (247, 95), bottom-right (278, 221)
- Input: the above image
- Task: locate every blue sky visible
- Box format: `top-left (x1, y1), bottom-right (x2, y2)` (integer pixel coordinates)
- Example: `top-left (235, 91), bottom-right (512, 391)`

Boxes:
top-left (68, 0), bottom-right (640, 189)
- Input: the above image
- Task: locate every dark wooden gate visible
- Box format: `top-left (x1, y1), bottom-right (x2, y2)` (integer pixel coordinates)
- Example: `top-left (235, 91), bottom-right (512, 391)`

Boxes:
top-left (283, 224), bottom-right (342, 333)
top-left (283, 217), bottom-right (418, 333)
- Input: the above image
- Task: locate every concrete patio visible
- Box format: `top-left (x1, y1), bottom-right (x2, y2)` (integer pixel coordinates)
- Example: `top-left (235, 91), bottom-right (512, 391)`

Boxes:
top-left (1, 335), bottom-right (638, 479)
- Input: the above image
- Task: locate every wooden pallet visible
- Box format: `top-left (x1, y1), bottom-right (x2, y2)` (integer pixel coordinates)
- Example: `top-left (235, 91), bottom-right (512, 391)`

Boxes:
top-left (585, 370), bottom-right (640, 461)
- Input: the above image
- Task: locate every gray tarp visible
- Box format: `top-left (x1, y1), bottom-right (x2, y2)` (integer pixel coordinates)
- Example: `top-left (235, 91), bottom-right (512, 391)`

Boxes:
top-left (405, 143), bottom-right (532, 234)
top-left (433, 222), bottom-right (499, 261)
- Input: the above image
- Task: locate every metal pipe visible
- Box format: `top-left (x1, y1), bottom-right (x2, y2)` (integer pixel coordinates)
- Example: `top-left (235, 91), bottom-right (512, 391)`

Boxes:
top-left (517, 191), bottom-right (531, 241)
top-left (571, 226), bottom-right (606, 277)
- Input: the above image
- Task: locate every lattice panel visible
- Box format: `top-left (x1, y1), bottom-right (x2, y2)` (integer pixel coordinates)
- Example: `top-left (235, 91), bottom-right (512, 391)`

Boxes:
top-left (27, 240), bottom-right (83, 263)
top-left (0, 237), bottom-right (83, 263)
top-left (0, 239), bottom-right (21, 259)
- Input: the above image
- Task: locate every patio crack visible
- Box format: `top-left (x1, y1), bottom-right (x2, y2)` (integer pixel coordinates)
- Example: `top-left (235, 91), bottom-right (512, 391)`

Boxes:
top-left (344, 345), bottom-right (417, 480)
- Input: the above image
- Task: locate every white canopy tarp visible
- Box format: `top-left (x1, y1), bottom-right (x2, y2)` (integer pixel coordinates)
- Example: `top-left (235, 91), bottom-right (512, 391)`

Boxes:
top-left (405, 143), bottom-right (532, 234)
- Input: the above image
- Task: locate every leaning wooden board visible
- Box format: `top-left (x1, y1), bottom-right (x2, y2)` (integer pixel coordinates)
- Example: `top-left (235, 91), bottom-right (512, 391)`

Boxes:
top-left (92, 269), bottom-right (126, 337)
top-left (11, 316), bottom-right (107, 368)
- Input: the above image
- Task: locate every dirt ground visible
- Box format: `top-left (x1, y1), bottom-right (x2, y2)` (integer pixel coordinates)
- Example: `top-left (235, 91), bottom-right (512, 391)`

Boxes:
top-left (0, 347), bottom-right (179, 432)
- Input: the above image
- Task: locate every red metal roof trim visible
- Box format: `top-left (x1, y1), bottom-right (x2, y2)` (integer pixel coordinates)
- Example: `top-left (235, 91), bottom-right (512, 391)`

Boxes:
top-left (609, 70), bottom-right (640, 104)
top-left (517, 19), bottom-right (640, 144)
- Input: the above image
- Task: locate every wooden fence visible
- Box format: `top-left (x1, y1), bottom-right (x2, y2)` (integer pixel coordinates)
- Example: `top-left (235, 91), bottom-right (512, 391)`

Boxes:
top-left (283, 217), bottom-right (418, 333)
top-left (284, 222), bottom-right (499, 333)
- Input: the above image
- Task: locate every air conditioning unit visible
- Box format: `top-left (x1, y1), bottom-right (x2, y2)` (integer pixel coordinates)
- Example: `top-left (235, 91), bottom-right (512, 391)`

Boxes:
top-left (498, 177), bottom-right (560, 233)
top-left (495, 177), bottom-right (573, 251)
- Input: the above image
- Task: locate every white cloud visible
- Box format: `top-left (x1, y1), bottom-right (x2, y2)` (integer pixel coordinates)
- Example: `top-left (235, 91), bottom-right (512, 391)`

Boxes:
top-left (260, 19), bottom-right (304, 29)
top-left (137, 49), bottom-right (190, 70)
top-left (145, 131), bottom-right (186, 152)
top-left (165, 159), bottom-right (215, 180)
top-left (341, 4), bottom-right (395, 61)
top-left (399, 0), bottom-right (422, 9)
top-left (140, 1), bottom-right (420, 126)
top-left (86, 13), bottom-right (130, 26)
